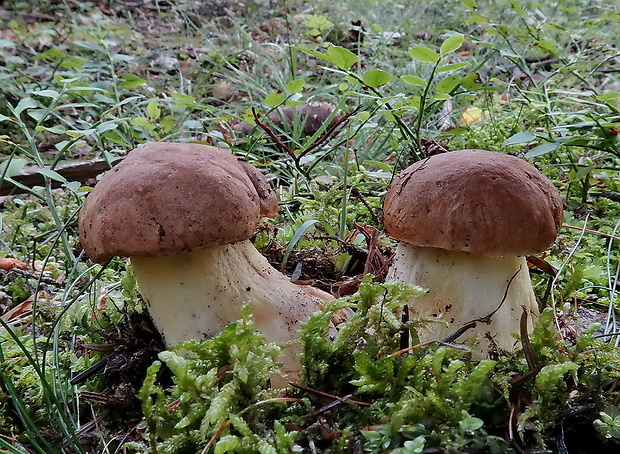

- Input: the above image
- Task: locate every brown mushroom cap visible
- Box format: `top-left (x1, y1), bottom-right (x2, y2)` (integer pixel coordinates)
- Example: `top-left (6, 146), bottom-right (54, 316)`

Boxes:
top-left (383, 149), bottom-right (563, 257)
top-left (233, 102), bottom-right (340, 137)
top-left (79, 142), bottom-right (279, 263)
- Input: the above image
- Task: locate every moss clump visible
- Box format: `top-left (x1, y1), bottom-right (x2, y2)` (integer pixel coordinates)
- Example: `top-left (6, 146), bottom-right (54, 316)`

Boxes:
top-left (138, 278), bottom-right (620, 452)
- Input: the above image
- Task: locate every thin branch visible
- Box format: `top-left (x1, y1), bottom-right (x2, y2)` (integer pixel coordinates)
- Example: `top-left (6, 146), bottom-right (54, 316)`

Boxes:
top-left (288, 381), bottom-right (370, 407)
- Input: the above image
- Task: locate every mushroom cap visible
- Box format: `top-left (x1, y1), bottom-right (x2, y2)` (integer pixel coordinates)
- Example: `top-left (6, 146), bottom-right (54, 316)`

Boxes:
top-left (79, 142), bottom-right (279, 263)
top-left (233, 102), bottom-right (340, 137)
top-left (383, 149), bottom-right (563, 257)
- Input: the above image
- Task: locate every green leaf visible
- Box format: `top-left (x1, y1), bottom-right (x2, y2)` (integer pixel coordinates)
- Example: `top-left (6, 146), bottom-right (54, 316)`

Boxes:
top-left (459, 412), bottom-right (484, 433)
top-left (96, 121), bottom-right (119, 133)
top-left (60, 56), bottom-right (87, 70)
top-left (297, 46), bottom-right (329, 62)
top-left (146, 101), bottom-right (161, 120)
top-left (14, 98), bottom-right (40, 116)
top-left (355, 111), bottom-right (371, 122)
top-left (285, 79), bottom-right (305, 93)
top-left (36, 48), bottom-right (66, 61)
top-left (0, 158), bottom-right (28, 177)
top-left (406, 96), bottom-right (421, 109)
top-left (437, 61), bottom-right (470, 73)
top-left (435, 75), bottom-right (461, 94)
top-left (27, 109), bottom-right (47, 122)
top-left (118, 73), bottom-right (146, 88)
top-left (440, 34), bottom-right (464, 56)
top-left (401, 75), bottom-right (427, 87)
top-left (503, 131), bottom-right (536, 146)
top-left (462, 0), bottom-right (477, 8)
top-left (363, 69), bottom-right (392, 88)
top-left (402, 436), bottom-right (426, 453)
top-left (525, 142), bottom-right (562, 157)
top-left (31, 89), bottom-right (61, 99)
top-left (461, 72), bottom-right (483, 91)
top-left (67, 86), bottom-right (107, 94)
top-left (170, 92), bottom-right (195, 102)
top-left (533, 39), bottom-right (559, 57)
top-left (511, 1), bottom-right (527, 16)
top-left (264, 90), bottom-right (286, 107)
top-left (214, 435), bottom-right (241, 454)
top-left (63, 181), bottom-right (81, 192)
top-left (0, 39), bottom-right (16, 49)
top-left (35, 124), bottom-right (66, 134)
top-left (130, 116), bottom-right (156, 130)
top-left (74, 40), bottom-right (106, 52)
top-left (326, 45), bottom-right (359, 70)
top-left (597, 92), bottom-right (620, 102)
top-left (37, 168), bottom-right (67, 183)
top-left (466, 12), bottom-right (490, 24)
top-left (408, 46), bottom-right (440, 64)
top-left (159, 115), bottom-right (175, 133)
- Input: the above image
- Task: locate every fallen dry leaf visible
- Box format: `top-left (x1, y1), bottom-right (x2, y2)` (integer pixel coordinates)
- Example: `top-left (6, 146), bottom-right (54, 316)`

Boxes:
top-left (0, 258), bottom-right (28, 271)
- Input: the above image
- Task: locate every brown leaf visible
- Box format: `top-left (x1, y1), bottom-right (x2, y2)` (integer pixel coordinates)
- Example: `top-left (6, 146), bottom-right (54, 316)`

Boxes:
top-left (0, 258), bottom-right (28, 271)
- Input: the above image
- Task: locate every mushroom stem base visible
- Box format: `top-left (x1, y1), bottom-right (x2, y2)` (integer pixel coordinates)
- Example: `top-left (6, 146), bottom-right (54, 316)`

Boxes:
top-left (387, 244), bottom-right (539, 355)
top-left (130, 240), bottom-right (332, 384)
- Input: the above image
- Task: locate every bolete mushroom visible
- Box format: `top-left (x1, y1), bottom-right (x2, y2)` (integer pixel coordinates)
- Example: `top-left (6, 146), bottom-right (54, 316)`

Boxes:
top-left (383, 149), bottom-right (563, 355)
top-left (79, 142), bottom-right (334, 383)
top-left (233, 102), bottom-right (340, 137)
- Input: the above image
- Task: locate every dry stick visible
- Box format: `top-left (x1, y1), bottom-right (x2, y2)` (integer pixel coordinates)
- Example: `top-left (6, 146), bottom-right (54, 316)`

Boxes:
top-left (2, 267), bottom-right (65, 288)
top-left (60, 410), bottom-right (110, 450)
top-left (294, 105), bottom-right (362, 162)
top-left (0, 157), bottom-right (124, 196)
top-left (288, 381), bottom-right (370, 407)
top-left (202, 419), bottom-right (232, 454)
top-left (519, 307), bottom-right (538, 371)
top-left (251, 107), bottom-right (298, 162)
top-left (69, 358), bottom-right (108, 385)
top-left (305, 394), bottom-right (355, 419)
top-left (391, 267), bottom-right (522, 356)
top-left (251, 106), bottom-right (361, 172)
top-left (562, 223), bottom-right (620, 241)
top-left (351, 187), bottom-right (382, 226)
top-left (446, 267), bottom-right (522, 337)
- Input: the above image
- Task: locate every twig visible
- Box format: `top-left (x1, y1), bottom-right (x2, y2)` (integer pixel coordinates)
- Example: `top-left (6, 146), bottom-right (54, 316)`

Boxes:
top-left (389, 341), bottom-right (432, 357)
top-left (390, 269), bottom-right (523, 356)
top-left (251, 105), bottom-right (360, 173)
top-left (351, 187), bottom-right (381, 225)
top-left (1, 268), bottom-right (64, 288)
top-left (562, 223), bottom-right (620, 241)
top-left (202, 420), bottom-right (232, 454)
top-left (295, 105), bottom-right (361, 162)
top-left (305, 394), bottom-right (355, 418)
top-left (252, 107), bottom-right (297, 162)
top-left (288, 381), bottom-right (370, 407)
top-left (0, 157), bottom-right (124, 196)
top-left (69, 358), bottom-right (108, 385)
top-left (520, 307), bottom-right (538, 371)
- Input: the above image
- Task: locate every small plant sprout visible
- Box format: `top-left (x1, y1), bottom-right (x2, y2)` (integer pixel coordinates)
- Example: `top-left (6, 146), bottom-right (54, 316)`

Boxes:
top-left (383, 150), bottom-right (563, 355)
top-left (78, 142), bottom-right (335, 385)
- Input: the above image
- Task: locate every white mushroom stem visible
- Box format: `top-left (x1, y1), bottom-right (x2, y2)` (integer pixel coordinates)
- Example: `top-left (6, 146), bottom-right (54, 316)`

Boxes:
top-left (387, 243), bottom-right (539, 356)
top-left (130, 239), bottom-right (333, 386)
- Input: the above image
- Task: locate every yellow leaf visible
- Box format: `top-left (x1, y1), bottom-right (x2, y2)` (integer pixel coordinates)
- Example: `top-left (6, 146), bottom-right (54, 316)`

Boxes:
top-left (459, 107), bottom-right (485, 125)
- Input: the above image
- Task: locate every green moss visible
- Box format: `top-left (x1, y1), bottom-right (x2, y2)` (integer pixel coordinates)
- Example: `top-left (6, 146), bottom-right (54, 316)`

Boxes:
top-left (138, 279), bottom-right (620, 452)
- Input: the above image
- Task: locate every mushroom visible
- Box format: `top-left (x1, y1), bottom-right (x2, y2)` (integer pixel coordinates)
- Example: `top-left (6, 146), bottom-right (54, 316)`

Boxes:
top-left (383, 149), bottom-right (563, 355)
top-left (79, 142), bottom-right (334, 384)
top-left (233, 102), bottom-right (340, 137)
